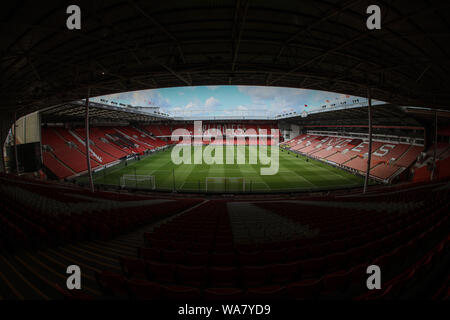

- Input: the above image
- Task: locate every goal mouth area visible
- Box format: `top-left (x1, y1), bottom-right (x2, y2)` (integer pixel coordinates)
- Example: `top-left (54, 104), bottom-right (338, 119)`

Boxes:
top-left (205, 177), bottom-right (246, 192)
top-left (120, 174), bottom-right (156, 189)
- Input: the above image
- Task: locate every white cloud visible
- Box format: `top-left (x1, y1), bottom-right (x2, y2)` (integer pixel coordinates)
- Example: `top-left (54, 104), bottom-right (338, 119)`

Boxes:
top-left (237, 86), bottom-right (312, 114)
top-left (237, 86), bottom-right (279, 101)
top-left (205, 96), bottom-right (220, 108)
top-left (110, 89), bottom-right (171, 108)
top-left (185, 102), bottom-right (196, 109)
top-left (95, 85), bottom-right (365, 118)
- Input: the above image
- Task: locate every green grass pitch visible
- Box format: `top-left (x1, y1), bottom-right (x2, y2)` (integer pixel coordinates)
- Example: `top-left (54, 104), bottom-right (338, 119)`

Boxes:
top-left (86, 146), bottom-right (364, 193)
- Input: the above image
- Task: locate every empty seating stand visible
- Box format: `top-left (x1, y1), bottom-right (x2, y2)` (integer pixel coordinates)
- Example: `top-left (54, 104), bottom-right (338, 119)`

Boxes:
top-left (90, 127), bottom-right (130, 158)
top-left (395, 146), bottom-right (423, 167)
top-left (0, 174), bottom-right (447, 300)
top-left (41, 126), bottom-right (170, 179)
top-left (0, 174), bottom-right (202, 254)
top-left (73, 128), bottom-right (119, 164)
top-left (96, 184), bottom-right (449, 300)
top-left (286, 133), bottom-right (423, 182)
top-left (42, 151), bottom-right (74, 179)
top-left (42, 128), bottom-right (99, 174)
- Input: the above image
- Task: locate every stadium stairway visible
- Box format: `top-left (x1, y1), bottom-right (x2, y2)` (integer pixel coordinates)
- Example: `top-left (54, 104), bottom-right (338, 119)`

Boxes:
top-left (227, 202), bottom-right (317, 243)
top-left (94, 184), bottom-right (448, 300)
top-left (0, 220), bottom-right (184, 299)
top-left (42, 151), bottom-right (76, 179)
top-left (42, 128), bottom-right (102, 175)
top-left (71, 128), bottom-right (119, 165)
top-left (114, 128), bottom-right (155, 151)
top-left (0, 178), bottom-right (201, 300)
top-left (286, 134), bottom-right (424, 182)
top-left (0, 174), bottom-right (448, 300)
top-left (86, 127), bottom-right (130, 159)
top-left (53, 128), bottom-right (104, 167)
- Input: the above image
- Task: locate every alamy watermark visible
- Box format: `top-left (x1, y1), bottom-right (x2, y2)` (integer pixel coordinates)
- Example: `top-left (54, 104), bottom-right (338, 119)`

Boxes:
top-left (366, 5), bottom-right (381, 30)
top-left (170, 121), bottom-right (280, 175)
top-left (66, 265), bottom-right (81, 290)
top-left (66, 4), bottom-right (381, 31)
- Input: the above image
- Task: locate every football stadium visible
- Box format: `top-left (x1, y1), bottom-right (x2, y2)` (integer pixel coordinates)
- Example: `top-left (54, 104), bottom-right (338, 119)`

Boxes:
top-left (0, 0), bottom-right (449, 308)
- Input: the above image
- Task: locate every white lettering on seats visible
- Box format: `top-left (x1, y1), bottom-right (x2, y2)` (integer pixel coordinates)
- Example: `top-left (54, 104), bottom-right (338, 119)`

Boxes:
top-left (373, 144), bottom-right (396, 157)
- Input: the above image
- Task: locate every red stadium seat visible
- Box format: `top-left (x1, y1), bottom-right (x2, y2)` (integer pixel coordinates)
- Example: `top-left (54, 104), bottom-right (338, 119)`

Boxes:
top-left (211, 252), bottom-right (236, 267)
top-left (237, 251), bottom-right (261, 266)
top-left (146, 261), bottom-right (175, 284)
top-left (322, 270), bottom-right (350, 298)
top-left (235, 243), bottom-right (259, 252)
top-left (325, 252), bottom-right (349, 273)
top-left (185, 251), bottom-right (209, 266)
top-left (119, 257), bottom-right (147, 279)
top-left (214, 242), bottom-right (234, 252)
top-left (161, 249), bottom-right (186, 264)
top-left (138, 247), bottom-right (160, 261)
top-left (209, 267), bottom-right (240, 287)
top-left (247, 285), bottom-right (286, 300)
top-left (301, 257), bottom-right (326, 279)
top-left (270, 261), bottom-right (301, 284)
top-left (346, 264), bottom-right (367, 295)
top-left (203, 288), bottom-right (244, 301)
top-left (242, 266), bottom-right (270, 287)
top-left (286, 246), bottom-right (309, 261)
top-left (127, 279), bottom-right (162, 300)
top-left (260, 249), bottom-right (287, 265)
top-left (94, 271), bottom-right (128, 298)
top-left (286, 278), bottom-right (323, 300)
top-left (1, 164), bottom-right (449, 300)
top-left (163, 285), bottom-right (201, 300)
top-left (55, 284), bottom-right (93, 300)
top-left (176, 265), bottom-right (207, 287)
top-left (191, 242), bottom-right (212, 252)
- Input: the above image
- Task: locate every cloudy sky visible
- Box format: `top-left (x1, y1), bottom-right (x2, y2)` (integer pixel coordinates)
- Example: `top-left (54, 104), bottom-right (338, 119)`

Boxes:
top-left (91, 85), bottom-right (365, 117)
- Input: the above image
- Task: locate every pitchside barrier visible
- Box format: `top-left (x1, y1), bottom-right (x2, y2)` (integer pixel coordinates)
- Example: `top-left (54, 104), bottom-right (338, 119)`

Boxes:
top-left (205, 177), bottom-right (246, 192)
top-left (74, 146), bottom-right (170, 186)
top-left (77, 147), bottom-right (366, 193)
top-left (120, 174), bottom-right (156, 189)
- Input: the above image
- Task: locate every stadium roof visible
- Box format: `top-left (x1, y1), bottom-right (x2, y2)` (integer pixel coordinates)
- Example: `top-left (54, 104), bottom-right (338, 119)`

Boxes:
top-left (280, 103), bottom-right (450, 128)
top-left (40, 100), bottom-right (173, 123)
top-left (2, 0), bottom-right (450, 120)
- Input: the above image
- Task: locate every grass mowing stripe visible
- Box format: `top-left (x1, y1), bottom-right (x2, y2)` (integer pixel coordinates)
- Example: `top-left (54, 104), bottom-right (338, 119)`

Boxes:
top-left (94, 146), bottom-right (364, 192)
top-left (281, 151), bottom-right (361, 187)
top-left (246, 146), bottom-right (271, 191)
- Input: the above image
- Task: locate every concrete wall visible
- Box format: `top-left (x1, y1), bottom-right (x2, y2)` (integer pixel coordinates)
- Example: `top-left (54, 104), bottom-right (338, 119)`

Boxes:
top-left (0, 114), bottom-right (14, 173)
top-left (290, 124), bottom-right (300, 140)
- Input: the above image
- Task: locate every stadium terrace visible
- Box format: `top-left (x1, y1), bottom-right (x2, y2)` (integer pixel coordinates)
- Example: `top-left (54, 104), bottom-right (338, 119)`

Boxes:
top-left (0, 0), bottom-right (449, 304)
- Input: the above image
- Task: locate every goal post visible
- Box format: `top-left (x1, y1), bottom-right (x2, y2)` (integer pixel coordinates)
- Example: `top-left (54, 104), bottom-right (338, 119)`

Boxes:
top-left (205, 177), bottom-right (245, 192)
top-left (120, 174), bottom-right (155, 189)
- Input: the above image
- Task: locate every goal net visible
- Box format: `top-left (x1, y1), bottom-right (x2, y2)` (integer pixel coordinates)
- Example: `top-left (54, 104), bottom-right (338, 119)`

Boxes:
top-left (205, 177), bottom-right (245, 192)
top-left (120, 174), bottom-right (155, 189)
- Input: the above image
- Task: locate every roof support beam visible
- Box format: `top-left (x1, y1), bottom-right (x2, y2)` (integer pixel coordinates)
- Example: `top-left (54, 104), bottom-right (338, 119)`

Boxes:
top-left (85, 87), bottom-right (94, 192)
top-left (130, 0), bottom-right (186, 64)
top-left (275, 0), bottom-right (363, 62)
top-left (363, 87), bottom-right (372, 194)
top-left (128, 1), bottom-right (193, 86)
top-left (231, 0), bottom-right (250, 74)
top-left (269, 5), bottom-right (442, 86)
